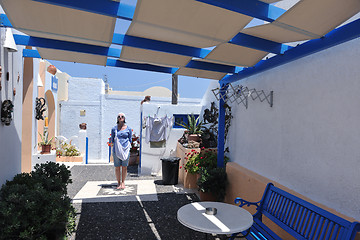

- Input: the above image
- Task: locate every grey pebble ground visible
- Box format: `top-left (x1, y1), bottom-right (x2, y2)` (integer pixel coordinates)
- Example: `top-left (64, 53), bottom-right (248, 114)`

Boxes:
top-left (67, 164), bottom-right (219, 240)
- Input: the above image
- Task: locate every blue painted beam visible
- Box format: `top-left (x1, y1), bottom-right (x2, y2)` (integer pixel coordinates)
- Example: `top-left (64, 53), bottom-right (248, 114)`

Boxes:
top-left (23, 49), bottom-right (41, 58)
top-left (22, 48), bottom-right (177, 74)
top-left (106, 59), bottom-right (177, 74)
top-left (222, 18), bottom-right (360, 84)
top-left (196, 0), bottom-right (286, 22)
top-left (14, 34), bottom-right (121, 58)
top-left (31, 0), bottom-right (135, 20)
top-left (186, 60), bottom-right (236, 73)
top-left (229, 32), bottom-right (292, 54)
top-left (0, 14), bottom-right (12, 27)
top-left (217, 83), bottom-right (228, 168)
top-left (15, 35), bottom-right (238, 73)
top-left (113, 34), bottom-right (211, 58)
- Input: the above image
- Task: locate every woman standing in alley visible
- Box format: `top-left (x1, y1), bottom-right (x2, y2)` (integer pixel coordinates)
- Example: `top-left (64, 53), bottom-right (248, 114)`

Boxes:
top-left (111, 112), bottom-right (132, 190)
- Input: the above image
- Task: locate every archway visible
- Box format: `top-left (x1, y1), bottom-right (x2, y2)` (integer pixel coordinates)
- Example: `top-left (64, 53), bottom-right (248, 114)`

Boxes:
top-left (45, 90), bottom-right (55, 141)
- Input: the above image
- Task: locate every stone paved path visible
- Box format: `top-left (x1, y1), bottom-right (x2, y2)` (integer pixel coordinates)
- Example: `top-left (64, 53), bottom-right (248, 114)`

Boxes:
top-left (66, 164), bottom-right (219, 240)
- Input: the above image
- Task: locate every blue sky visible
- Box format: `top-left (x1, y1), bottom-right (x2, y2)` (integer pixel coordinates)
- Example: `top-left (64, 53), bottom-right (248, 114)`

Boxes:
top-left (50, 59), bottom-right (213, 99)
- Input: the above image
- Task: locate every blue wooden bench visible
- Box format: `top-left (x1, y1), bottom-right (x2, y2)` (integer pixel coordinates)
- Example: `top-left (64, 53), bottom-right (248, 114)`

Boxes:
top-left (231, 183), bottom-right (360, 240)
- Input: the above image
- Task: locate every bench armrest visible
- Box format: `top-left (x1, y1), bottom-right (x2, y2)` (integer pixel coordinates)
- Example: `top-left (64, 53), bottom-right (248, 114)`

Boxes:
top-left (234, 197), bottom-right (261, 209)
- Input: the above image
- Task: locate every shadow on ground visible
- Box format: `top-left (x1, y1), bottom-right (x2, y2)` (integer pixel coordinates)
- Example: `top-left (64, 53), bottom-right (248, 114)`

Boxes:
top-left (73, 193), bottom-right (215, 240)
top-left (68, 164), bottom-right (218, 240)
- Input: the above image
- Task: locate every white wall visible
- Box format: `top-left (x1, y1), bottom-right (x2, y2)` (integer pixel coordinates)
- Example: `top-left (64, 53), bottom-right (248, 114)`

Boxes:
top-left (226, 37), bottom-right (360, 220)
top-left (60, 77), bottom-right (202, 164)
top-left (102, 94), bottom-right (144, 161)
top-left (59, 77), bottom-right (103, 161)
top-left (0, 28), bottom-right (24, 185)
top-left (140, 101), bottom-right (202, 175)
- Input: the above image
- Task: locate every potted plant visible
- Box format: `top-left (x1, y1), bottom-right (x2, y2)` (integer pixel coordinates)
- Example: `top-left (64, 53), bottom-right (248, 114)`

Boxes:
top-left (197, 167), bottom-right (228, 202)
top-left (176, 114), bottom-right (204, 142)
top-left (181, 148), bottom-right (218, 189)
top-left (183, 148), bottom-right (217, 174)
top-left (38, 130), bottom-right (54, 154)
top-left (129, 133), bottom-right (140, 165)
top-left (56, 140), bottom-right (82, 162)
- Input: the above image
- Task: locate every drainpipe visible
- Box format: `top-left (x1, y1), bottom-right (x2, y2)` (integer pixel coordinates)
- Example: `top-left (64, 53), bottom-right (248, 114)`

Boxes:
top-left (138, 107), bottom-right (143, 175)
top-left (217, 81), bottom-right (228, 168)
top-left (172, 74), bottom-right (178, 105)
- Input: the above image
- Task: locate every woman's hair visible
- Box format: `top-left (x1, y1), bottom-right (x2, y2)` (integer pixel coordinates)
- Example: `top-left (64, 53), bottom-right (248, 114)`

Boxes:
top-left (141, 95), bottom-right (151, 105)
top-left (117, 112), bottom-right (126, 123)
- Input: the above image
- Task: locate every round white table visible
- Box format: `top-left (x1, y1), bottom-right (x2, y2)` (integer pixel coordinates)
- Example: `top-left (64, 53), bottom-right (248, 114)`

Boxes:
top-left (177, 202), bottom-right (253, 236)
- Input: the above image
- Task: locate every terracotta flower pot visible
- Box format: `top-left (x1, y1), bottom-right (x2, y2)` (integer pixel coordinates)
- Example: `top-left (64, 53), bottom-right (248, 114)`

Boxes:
top-left (187, 134), bottom-right (200, 142)
top-left (41, 144), bottom-right (51, 154)
top-left (199, 191), bottom-right (217, 202)
top-left (184, 172), bottom-right (200, 189)
top-left (129, 152), bottom-right (138, 165)
top-left (47, 65), bottom-right (57, 75)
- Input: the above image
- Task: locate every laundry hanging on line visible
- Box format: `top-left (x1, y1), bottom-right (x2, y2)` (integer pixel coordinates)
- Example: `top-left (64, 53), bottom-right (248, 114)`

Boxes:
top-left (144, 115), bottom-right (173, 143)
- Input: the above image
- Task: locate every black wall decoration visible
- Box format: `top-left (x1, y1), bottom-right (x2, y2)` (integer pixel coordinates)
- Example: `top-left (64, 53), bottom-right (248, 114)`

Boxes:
top-left (35, 97), bottom-right (46, 120)
top-left (1, 100), bottom-right (14, 126)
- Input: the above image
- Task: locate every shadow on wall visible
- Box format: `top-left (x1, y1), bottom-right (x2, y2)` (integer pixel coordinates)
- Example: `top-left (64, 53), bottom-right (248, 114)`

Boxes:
top-left (0, 122), bottom-right (22, 185)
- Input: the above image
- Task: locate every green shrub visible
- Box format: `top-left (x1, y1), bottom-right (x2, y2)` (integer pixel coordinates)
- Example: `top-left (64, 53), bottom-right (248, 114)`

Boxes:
top-left (0, 162), bottom-right (76, 240)
top-left (184, 148), bottom-right (228, 174)
top-left (197, 167), bottom-right (228, 202)
top-left (184, 149), bottom-right (217, 174)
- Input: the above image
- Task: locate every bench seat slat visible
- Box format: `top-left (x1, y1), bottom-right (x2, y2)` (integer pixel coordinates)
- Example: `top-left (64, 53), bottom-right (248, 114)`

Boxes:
top-left (314, 216), bottom-right (325, 239)
top-left (246, 218), bottom-right (282, 240)
top-left (338, 227), bottom-right (345, 239)
top-left (325, 221), bottom-right (335, 240)
top-left (290, 203), bottom-right (300, 227)
top-left (280, 198), bottom-right (290, 222)
top-left (270, 193), bottom-right (280, 216)
top-left (330, 224), bottom-right (340, 240)
top-left (319, 219), bottom-right (330, 240)
top-left (300, 209), bottom-right (311, 236)
top-left (268, 193), bottom-right (279, 216)
top-left (295, 206), bottom-right (305, 232)
top-left (275, 195), bottom-right (285, 219)
top-left (308, 214), bottom-right (320, 239)
top-left (285, 201), bottom-right (295, 225)
top-left (304, 212), bottom-right (315, 238)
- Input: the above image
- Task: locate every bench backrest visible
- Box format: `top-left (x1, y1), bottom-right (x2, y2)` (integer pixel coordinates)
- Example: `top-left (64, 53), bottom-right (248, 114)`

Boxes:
top-left (257, 183), bottom-right (360, 240)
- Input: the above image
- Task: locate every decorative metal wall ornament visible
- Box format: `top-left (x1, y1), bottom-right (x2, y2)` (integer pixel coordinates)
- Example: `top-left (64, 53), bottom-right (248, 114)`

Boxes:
top-left (1, 100), bottom-right (14, 126)
top-left (35, 97), bottom-right (46, 120)
top-left (211, 83), bottom-right (273, 109)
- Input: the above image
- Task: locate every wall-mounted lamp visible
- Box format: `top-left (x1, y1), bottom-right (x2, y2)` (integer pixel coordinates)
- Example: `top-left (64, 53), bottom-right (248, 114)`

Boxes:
top-left (4, 28), bottom-right (17, 52)
top-left (37, 73), bottom-right (43, 87)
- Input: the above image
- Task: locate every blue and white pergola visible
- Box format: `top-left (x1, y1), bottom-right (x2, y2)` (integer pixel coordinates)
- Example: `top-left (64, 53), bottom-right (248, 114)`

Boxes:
top-left (1, 0), bottom-right (360, 167)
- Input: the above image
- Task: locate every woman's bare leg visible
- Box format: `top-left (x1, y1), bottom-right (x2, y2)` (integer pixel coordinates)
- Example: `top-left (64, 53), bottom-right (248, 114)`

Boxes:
top-left (121, 166), bottom-right (127, 189)
top-left (115, 167), bottom-right (121, 189)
